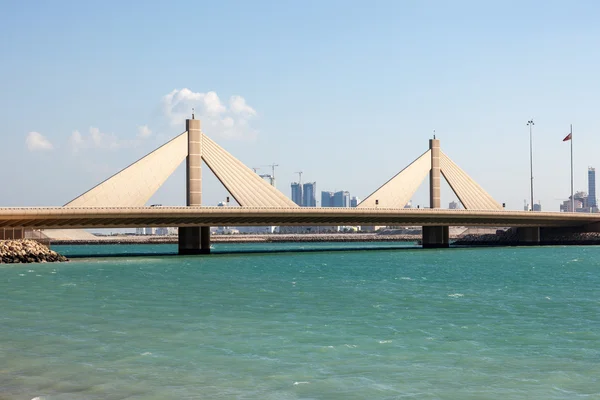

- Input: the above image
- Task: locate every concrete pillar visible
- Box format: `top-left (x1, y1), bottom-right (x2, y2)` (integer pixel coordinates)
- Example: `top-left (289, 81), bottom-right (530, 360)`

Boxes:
top-left (187, 118), bottom-right (202, 206)
top-left (517, 227), bottom-right (540, 245)
top-left (429, 138), bottom-right (441, 209)
top-left (422, 225), bottom-right (449, 248)
top-left (179, 118), bottom-right (211, 254)
top-left (1, 228), bottom-right (24, 240)
top-left (423, 139), bottom-right (449, 248)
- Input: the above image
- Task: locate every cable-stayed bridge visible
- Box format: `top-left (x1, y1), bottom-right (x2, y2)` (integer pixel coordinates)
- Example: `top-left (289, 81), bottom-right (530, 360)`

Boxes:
top-left (2, 118), bottom-right (597, 253)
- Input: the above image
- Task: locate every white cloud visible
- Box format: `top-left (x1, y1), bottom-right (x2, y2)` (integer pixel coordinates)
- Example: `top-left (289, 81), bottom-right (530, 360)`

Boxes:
top-left (26, 131), bottom-right (54, 151)
top-left (69, 127), bottom-right (127, 152)
top-left (137, 125), bottom-right (152, 138)
top-left (229, 95), bottom-right (257, 117)
top-left (162, 88), bottom-right (258, 140)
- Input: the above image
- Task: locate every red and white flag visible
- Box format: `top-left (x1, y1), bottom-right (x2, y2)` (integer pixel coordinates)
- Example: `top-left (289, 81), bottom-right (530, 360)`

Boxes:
top-left (563, 133), bottom-right (572, 141)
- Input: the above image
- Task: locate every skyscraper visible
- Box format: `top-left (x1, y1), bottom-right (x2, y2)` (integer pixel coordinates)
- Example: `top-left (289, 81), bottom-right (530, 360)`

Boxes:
top-left (303, 182), bottom-right (317, 207)
top-left (350, 196), bottom-right (360, 207)
top-left (588, 167), bottom-right (596, 208)
top-left (321, 191), bottom-right (334, 207)
top-left (333, 191), bottom-right (350, 207)
top-left (291, 182), bottom-right (303, 206)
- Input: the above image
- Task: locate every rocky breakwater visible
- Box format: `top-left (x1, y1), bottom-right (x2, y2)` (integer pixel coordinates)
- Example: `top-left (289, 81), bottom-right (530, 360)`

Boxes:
top-left (1, 240), bottom-right (68, 263)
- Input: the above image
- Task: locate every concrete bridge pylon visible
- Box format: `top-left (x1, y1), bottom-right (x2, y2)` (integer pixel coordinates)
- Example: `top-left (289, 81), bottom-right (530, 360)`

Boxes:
top-left (357, 136), bottom-right (503, 247)
top-left (178, 118), bottom-right (210, 254)
top-left (60, 117), bottom-right (297, 254)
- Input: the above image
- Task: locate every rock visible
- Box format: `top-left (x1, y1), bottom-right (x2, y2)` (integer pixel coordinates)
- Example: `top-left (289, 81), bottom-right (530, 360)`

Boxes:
top-left (0, 240), bottom-right (68, 264)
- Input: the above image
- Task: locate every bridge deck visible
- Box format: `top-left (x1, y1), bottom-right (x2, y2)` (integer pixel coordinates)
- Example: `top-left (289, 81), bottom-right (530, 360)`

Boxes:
top-left (0, 207), bottom-right (598, 229)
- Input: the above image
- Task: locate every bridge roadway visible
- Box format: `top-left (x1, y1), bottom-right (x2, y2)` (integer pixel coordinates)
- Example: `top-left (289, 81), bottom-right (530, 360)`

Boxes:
top-left (1, 206), bottom-right (599, 230)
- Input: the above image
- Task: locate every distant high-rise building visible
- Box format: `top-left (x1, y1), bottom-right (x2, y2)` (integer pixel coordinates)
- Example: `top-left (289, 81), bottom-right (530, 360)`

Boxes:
top-left (321, 191), bottom-right (334, 207)
top-left (291, 182), bottom-right (303, 206)
top-left (303, 182), bottom-right (316, 207)
top-left (588, 167), bottom-right (596, 208)
top-left (449, 201), bottom-right (459, 209)
top-left (350, 196), bottom-right (360, 207)
top-left (333, 191), bottom-right (350, 207)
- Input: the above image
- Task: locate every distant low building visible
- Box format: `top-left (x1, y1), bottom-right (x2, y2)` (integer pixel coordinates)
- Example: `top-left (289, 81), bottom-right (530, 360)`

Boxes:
top-left (236, 226), bottom-right (278, 234)
top-left (155, 227), bottom-right (169, 235)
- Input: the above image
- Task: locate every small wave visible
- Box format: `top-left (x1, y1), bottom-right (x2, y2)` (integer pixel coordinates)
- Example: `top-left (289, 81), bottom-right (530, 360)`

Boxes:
top-left (28, 270), bottom-right (35, 273)
top-left (19, 274), bottom-right (25, 276)
top-left (399, 277), bottom-right (412, 280)
top-left (344, 344), bottom-right (357, 348)
top-left (293, 381), bottom-right (310, 385)
top-left (379, 340), bottom-right (392, 344)
top-left (61, 283), bottom-right (77, 287)
top-left (141, 352), bottom-right (152, 356)
top-left (448, 293), bottom-right (464, 298)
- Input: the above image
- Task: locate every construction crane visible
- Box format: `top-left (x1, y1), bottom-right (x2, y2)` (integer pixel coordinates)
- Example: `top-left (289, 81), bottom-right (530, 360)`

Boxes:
top-left (259, 164), bottom-right (279, 187)
top-left (295, 171), bottom-right (303, 184)
top-left (259, 174), bottom-right (275, 186)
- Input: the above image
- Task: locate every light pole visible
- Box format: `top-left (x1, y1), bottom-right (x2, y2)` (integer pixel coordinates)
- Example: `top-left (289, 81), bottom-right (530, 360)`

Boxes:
top-left (527, 119), bottom-right (535, 211)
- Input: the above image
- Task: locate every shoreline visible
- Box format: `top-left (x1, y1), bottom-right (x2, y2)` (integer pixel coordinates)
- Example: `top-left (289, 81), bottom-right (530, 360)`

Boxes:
top-left (49, 233), bottom-right (423, 245)
top-left (47, 231), bottom-right (600, 247)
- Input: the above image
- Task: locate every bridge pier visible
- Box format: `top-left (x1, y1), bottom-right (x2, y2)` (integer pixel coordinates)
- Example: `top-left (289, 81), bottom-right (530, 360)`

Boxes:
top-left (421, 139), bottom-right (449, 248)
top-left (422, 226), bottom-right (449, 248)
top-left (178, 117), bottom-right (211, 255)
top-left (517, 227), bottom-right (540, 245)
top-left (178, 226), bottom-right (211, 254)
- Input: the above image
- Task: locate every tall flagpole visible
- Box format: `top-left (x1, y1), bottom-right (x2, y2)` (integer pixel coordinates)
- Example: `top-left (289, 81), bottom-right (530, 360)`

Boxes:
top-left (570, 124), bottom-right (574, 213)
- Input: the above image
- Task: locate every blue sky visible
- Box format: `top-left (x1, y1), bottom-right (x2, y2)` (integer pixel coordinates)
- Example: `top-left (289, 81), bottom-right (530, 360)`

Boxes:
top-left (2, 0), bottom-right (600, 211)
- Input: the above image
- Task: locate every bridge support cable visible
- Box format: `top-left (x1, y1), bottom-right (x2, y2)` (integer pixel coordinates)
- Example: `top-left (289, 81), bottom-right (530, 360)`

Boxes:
top-left (439, 151), bottom-right (502, 210)
top-left (357, 150), bottom-right (431, 208)
top-left (201, 133), bottom-right (297, 207)
top-left (64, 132), bottom-right (188, 208)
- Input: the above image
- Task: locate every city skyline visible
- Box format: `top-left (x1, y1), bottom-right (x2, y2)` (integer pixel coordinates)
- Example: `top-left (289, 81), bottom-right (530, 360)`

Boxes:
top-left (2, 1), bottom-right (600, 211)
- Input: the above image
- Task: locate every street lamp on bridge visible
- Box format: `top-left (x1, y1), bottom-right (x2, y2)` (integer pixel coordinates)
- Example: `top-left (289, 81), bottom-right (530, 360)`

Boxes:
top-left (527, 119), bottom-right (535, 211)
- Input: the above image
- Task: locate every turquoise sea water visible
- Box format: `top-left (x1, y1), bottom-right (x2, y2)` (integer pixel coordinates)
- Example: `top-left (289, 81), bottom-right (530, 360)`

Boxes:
top-left (1, 243), bottom-right (599, 399)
